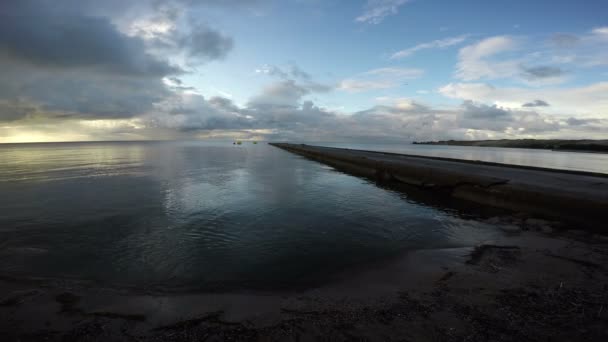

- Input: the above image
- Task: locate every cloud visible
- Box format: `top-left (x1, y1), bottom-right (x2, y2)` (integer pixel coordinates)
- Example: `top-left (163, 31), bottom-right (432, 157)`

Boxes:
top-left (566, 117), bottom-right (601, 126)
top-left (122, 4), bottom-right (234, 65)
top-left (542, 27), bottom-right (608, 68)
top-left (339, 67), bottom-right (424, 92)
top-left (0, 100), bottom-right (39, 122)
top-left (591, 26), bottom-right (608, 37)
top-left (179, 24), bottom-right (234, 62)
top-left (522, 100), bottom-right (550, 107)
top-left (255, 64), bottom-right (332, 95)
top-left (449, 101), bottom-right (566, 134)
top-left (456, 36), bottom-right (519, 81)
top-left (0, 0), bottom-right (237, 124)
top-left (521, 66), bottom-right (564, 80)
top-left (455, 36), bottom-right (571, 85)
top-left (248, 80), bottom-right (311, 108)
top-left (4, 83), bottom-right (606, 143)
top-left (1, 3), bottom-right (606, 143)
top-left (356, 0), bottom-right (409, 24)
top-left (391, 35), bottom-right (469, 59)
top-left (550, 33), bottom-right (580, 48)
top-left (438, 82), bottom-right (608, 116)
top-left (149, 92), bottom-right (253, 132)
top-left (0, 9), bottom-right (179, 76)
top-left (462, 100), bottom-right (510, 119)
top-left (147, 87), bottom-right (590, 142)
top-left (288, 65), bottom-right (312, 80)
top-left (255, 64), bottom-right (311, 81)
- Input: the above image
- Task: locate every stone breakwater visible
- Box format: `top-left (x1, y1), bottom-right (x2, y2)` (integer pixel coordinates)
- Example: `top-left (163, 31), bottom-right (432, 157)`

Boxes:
top-left (270, 143), bottom-right (608, 228)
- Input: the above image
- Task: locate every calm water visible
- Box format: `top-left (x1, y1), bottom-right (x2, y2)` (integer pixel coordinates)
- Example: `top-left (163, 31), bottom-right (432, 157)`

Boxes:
top-left (318, 142), bottom-right (608, 174)
top-left (0, 141), bottom-right (546, 291)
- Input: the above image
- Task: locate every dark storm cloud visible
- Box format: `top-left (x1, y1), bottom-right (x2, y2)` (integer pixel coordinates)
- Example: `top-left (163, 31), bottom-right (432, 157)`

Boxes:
top-left (522, 100), bottom-right (550, 107)
top-left (0, 60), bottom-right (172, 121)
top-left (0, 14), bottom-right (179, 76)
top-left (0, 101), bottom-right (38, 122)
top-left (521, 66), bottom-right (564, 79)
top-left (0, 0), bottom-right (239, 122)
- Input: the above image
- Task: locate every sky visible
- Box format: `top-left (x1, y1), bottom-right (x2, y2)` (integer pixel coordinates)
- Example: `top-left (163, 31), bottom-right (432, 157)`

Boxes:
top-left (0, 0), bottom-right (607, 143)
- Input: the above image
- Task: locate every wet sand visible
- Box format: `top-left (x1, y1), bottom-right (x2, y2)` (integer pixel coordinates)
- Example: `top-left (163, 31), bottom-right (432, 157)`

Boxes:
top-left (2, 220), bottom-right (608, 341)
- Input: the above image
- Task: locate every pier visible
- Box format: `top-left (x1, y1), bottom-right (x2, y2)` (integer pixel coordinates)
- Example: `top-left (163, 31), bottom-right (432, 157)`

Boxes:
top-left (271, 143), bottom-right (608, 227)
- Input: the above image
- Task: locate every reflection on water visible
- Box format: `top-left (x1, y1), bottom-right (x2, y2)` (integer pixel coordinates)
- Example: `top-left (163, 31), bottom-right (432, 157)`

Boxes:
top-left (317, 142), bottom-right (608, 174)
top-left (1, 141), bottom-right (518, 291)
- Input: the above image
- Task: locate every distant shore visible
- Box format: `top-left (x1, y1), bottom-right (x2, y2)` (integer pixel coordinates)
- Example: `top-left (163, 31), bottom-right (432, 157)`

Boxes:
top-left (413, 139), bottom-right (608, 153)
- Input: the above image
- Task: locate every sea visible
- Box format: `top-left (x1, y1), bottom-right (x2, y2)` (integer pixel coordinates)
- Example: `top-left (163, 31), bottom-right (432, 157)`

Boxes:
top-left (0, 141), bottom-right (606, 291)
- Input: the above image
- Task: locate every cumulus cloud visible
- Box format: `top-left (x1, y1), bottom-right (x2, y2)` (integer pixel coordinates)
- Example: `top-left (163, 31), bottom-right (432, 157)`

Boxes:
top-left (391, 35), bottom-right (469, 59)
top-left (248, 81), bottom-right (311, 108)
top-left (439, 82), bottom-right (608, 116)
top-left (142, 87), bottom-right (601, 142)
top-left (148, 92), bottom-right (253, 132)
top-left (122, 4), bottom-right (234, 65)
top-left (356, 0), bottom-right (410, 24)
top-left (447, 100), bottom-right (564, 134)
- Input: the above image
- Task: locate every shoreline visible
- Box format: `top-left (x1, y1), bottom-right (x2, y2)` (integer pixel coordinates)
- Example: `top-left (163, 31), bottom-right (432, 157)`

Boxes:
top-left (270, 143), bottom-right (608, 229)
top-left (413, 139), bottom-right (608, 154)
top-left (2, 225), bottom-right (607, 341)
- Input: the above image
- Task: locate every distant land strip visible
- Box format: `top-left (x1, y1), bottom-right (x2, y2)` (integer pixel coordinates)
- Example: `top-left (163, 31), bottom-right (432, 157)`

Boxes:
top-left (412, 139), bottom-right (608, 153)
